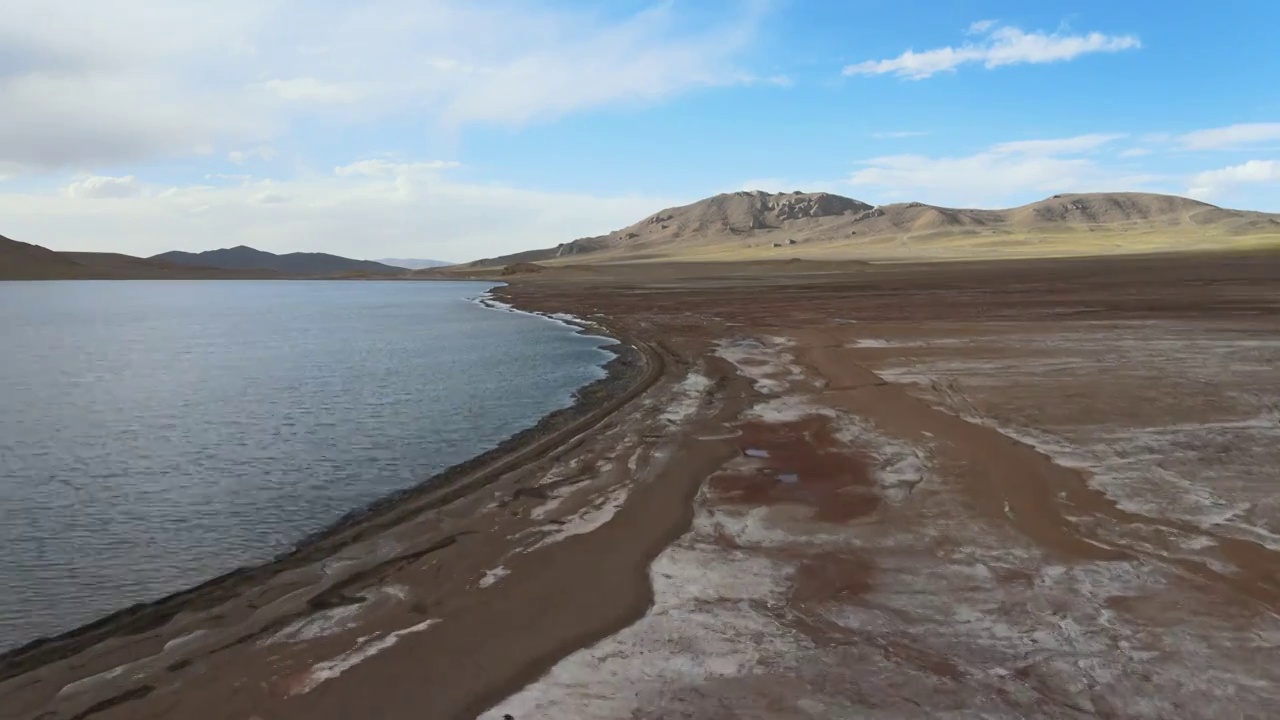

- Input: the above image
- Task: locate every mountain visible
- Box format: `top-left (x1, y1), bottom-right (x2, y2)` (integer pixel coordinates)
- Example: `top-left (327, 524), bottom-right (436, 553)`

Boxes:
top-left (151, 246), bottom-right (406, 276)
top-left (0, 235), bottom-right (283, 280)
top-left (466, 191), bottom-right (1280, 267)
top-left (0, 233), bottom-right (85, 279)
top-left (376, 258), bottom-right (453, 270)
top-left (61, 252), bottom-right (280, 279)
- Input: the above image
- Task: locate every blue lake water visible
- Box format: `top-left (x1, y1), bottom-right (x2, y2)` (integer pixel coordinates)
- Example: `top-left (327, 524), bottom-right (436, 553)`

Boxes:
top-left (0, 280), bottom-right (613, 651)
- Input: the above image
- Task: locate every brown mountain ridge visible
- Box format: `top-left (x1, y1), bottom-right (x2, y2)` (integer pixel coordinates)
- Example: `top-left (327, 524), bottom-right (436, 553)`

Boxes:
top-left (151, 246), bottom-right (407, 275)
top-left (468, 191), bottom-right (1280, 267)
top-left (0, 234), bottom-right (85, 279)
top-left (0, 235), bottom-right (293, 280)
top-left (0, 239), bottom-right (415, 281)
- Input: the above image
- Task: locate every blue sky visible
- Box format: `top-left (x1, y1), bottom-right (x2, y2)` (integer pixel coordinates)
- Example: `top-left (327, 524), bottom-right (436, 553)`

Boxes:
top-left (1, 0), bottom-right (1278, 262)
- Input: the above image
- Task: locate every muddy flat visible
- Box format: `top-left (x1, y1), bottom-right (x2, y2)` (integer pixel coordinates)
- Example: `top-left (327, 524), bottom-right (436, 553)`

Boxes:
top-left (4, 251), bottom-right (1279, 719)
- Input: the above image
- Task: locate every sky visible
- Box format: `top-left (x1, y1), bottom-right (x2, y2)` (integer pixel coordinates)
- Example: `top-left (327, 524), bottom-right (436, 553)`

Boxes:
top-left (2, 0), bottom-right (1278, 263)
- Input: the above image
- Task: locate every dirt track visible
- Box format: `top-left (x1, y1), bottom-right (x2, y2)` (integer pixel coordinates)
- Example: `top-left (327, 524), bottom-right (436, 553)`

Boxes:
top-left (4, 251), bottom-right (1279, 719)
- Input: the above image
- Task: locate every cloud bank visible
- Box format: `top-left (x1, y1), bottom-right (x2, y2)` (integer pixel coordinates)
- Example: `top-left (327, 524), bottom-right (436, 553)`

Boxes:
top-left (0, 0), bottom-right (767, 171)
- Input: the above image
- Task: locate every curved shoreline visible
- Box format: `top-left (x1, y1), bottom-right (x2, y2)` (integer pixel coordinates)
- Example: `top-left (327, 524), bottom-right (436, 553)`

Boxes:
top-left (0, 291), bottom-right (657, 683)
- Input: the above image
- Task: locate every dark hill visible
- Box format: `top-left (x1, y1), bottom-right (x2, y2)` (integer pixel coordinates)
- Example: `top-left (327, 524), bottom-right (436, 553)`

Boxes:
top-left (1, 234), bottom-right (85, 279)
top-left (63, 253), bottom-right (280, 279)
top-left (152, 246), bottom-right (405, 276)
top-left (1, 236), bottom-right (286, 280)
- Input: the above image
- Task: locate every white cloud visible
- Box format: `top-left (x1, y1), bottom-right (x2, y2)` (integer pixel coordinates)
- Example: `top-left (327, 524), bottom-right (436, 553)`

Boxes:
top-left (0, 72), bottom-right (269, 170)
top-left (3, 159), bottom-right (676, 262)
top-left (990, 133), bottom-right (1124, 155)
top-left (0, 0), bottom-right (767, 170)
top-left (967, 19), bottom-right (999, 35)
top-left (845, 129), bottom-right (1280, 207)
top-left (848, 154), bottom-right (1085, 205)
top-left (253, 190), bottom-right (290, 204)
top-left (871, 130), bottom-right (930, 139)
top-left (846, 138), bottom-right (1166, 207)
top-left (1187, 160), bottom-right (1280, 200)
top-left (432, 2), bottom-right (766, 126)
top-left (1178, 123), bottom-right (1280, 151)
top-left (228, 146), bottom-right (278, 164)
top-left (333, 159), bottom-right (460, 178)
top-left (0, 2), bottom-right (276, 170)
top-left (843, 22), bottom-right (1140, 80)
top-left (1195, 159), bottom-right (1280, 183)
top-left (256, 78), bottom-right (371, 104)
top-left (64, 175), bottom-right (143, 199)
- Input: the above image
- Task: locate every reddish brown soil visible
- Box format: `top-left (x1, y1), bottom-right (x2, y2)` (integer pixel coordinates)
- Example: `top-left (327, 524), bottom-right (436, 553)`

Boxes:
top-left (710, 419), bottom-right (880, 523)
top-left (789, 553), bottom-right (876, 604)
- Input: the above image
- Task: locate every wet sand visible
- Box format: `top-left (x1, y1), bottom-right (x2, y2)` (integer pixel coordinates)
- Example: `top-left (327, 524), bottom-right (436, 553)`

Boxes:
top-left (4, 251), bottom-right (1279, 719)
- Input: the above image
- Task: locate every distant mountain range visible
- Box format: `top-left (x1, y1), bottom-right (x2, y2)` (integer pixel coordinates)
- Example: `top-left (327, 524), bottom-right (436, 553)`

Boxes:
top-left (0, 238), bottom-right (424, 281)
top-left (468, 191), bottom-right (1280, 267)
top-left (152, 246), bottom-right (404, 276)
top-left (376, 258), bottom-right (453, 270)
top-left (0, 235), bottom-right (282, 280)
top-left (7, 191), bottom-right (1280, 280)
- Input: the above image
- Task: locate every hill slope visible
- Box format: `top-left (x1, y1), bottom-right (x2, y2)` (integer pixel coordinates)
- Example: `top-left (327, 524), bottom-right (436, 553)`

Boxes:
top-left (0, 234), bottom-right (86, 279)
top-left (1, 236), bottom-right (286, 280)
top-left (467, 191), bottom-right (1280, 267)
top-left (153, 246), bottom-right (405, 276)
top-left (62, 253), bottom-right (281, 279)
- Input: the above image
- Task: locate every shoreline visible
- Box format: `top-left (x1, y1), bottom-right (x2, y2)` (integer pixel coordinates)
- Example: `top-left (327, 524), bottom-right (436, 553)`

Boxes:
top-left (0, 285), bottom-right (651, 681)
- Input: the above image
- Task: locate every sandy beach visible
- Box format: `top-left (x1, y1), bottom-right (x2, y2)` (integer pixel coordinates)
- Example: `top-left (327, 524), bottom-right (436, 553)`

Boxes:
top-left (4, 251), bottom-right (1280, 719)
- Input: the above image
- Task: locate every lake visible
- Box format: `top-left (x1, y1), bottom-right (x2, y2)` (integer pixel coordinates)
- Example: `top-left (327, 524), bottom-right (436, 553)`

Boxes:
top-left (0, 280), bottom-right (613, 651)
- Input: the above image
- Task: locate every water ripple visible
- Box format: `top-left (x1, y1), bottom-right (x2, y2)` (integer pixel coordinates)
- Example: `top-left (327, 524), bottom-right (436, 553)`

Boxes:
top-left (0, 280), bottom-right (611, 650)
